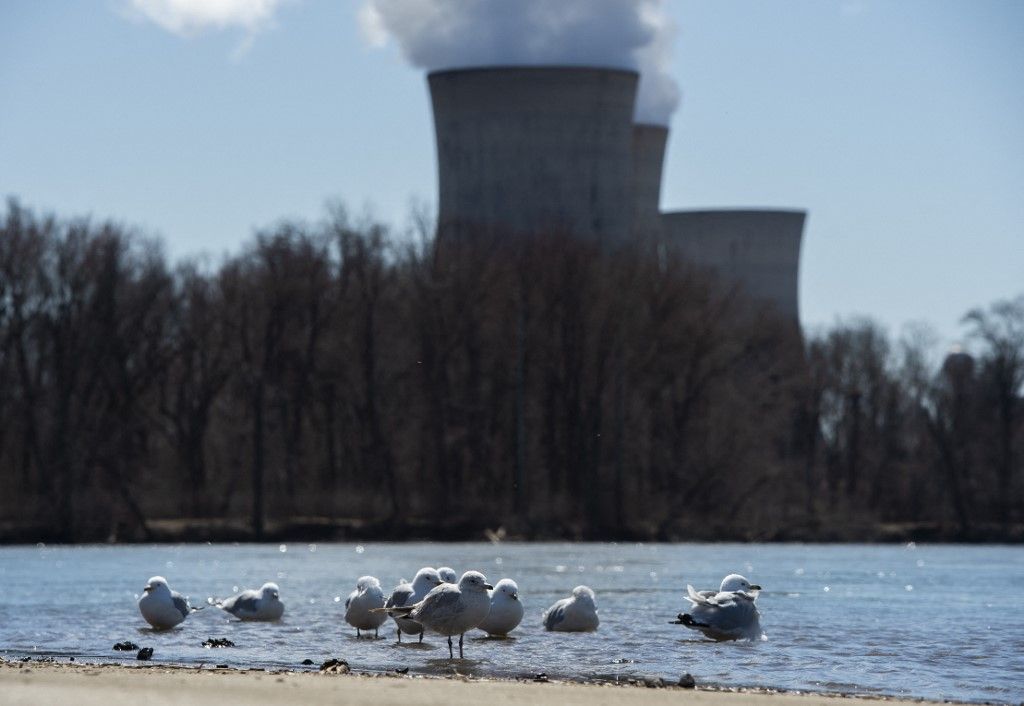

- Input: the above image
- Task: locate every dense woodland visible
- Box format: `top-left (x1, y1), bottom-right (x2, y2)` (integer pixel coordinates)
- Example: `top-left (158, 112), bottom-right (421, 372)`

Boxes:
top-left (1, 199), bottom-right (1022, 542)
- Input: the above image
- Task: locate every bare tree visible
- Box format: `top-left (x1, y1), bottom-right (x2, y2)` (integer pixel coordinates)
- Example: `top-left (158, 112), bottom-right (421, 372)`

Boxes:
top-left (963, 295), bottom-right (1024, 525)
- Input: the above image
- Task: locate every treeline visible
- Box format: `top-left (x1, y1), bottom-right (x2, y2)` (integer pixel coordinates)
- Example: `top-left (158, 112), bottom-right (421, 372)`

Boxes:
top-left (0, 199), bottom-right (1021, 542)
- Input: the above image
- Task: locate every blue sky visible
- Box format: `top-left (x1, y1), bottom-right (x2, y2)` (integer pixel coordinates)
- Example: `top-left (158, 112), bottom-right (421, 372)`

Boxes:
top-left (2, 0), bottom-right (1022, 344)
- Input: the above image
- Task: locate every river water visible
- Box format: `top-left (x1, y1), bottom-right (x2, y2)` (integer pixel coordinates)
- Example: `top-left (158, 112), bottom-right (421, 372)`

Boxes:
top-left (1, 542), bottom-right (1021, 703)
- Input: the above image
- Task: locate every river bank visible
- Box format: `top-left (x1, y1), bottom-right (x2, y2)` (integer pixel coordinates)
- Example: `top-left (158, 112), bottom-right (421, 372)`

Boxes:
top-left (3, 516), bottom-right (1023, 544)
top-left (0, 659), bottom-right (964, 706)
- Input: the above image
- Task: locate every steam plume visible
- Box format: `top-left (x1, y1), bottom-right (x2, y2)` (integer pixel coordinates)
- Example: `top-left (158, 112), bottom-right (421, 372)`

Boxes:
top-left (360, 0), bottom-right (680, 125)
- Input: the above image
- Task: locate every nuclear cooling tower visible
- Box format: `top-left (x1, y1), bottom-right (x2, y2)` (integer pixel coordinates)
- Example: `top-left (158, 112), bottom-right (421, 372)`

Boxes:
top-left (661, 209), bottom-right (806, 321)
top-left (428, 66), bottom-right (638, 243)
top-left (630, 123), bottom-right (668, 239)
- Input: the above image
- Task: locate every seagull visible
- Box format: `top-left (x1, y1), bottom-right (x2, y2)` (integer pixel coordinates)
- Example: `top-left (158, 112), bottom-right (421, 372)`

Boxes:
top-left (542, 585), bottom-right (599, 632)
top-left (671, 573), bottom-right (763, 641)
top-left (477, 578), bottom-right (524, 636)
top-left (345, 576), bottom-right (388, 638)
top-left (386, 571), bottom-right (492, 658)
top-left (216, 582), bottom-right (285, 622)
top-left (385, 567), bottom-right (443, 642)
top-left (438, 567), bottom-right (458, 583)
top-left (138, 576), bottom-right (200, 630)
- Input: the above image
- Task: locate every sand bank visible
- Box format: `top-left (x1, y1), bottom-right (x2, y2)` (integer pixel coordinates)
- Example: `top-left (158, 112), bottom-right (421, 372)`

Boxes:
top-left (0, 659), bottom-right (957, 706)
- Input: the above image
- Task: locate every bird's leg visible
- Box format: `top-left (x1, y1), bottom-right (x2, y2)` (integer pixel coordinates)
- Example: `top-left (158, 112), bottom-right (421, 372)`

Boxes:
top-left (447, 636), bottom-right (454, 659)
top-left (397, 629), bottom-right (402, 643)
top-left (418, 630), bottom-right (424, 644)
top-left (459, 633), bottom-right (464, 659)
top-left (357, 628), bottom-right (361, 638)
top-left (374, 627), bottom-right (379, 639)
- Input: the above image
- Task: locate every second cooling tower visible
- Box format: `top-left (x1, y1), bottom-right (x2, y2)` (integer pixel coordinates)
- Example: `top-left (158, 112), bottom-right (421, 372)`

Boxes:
top-left (662, 209), bottom-right (806, 321)
top-left (429, 66), bottom-right (638, 243)
top-left (630, 123), bottom-right (668, 239)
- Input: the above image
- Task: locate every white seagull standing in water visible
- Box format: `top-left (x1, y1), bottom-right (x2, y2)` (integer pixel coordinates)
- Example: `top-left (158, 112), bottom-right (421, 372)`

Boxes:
top-left (385, 571), bottom-right (493, 658)
top-left (672, 573), bottom-right (763, 641)
top-left (216, 582), bottom-right (285, 622)
top-left (384, 567), bottom-right (443, 642)
top-left (344, 576), bottom-right (388, 638)
top-left (477, 578), bottom-right (524, 636)
top-left (542, 585), bottom-right (599, 632)
top-left (138, 576), bottom-right (199, 630)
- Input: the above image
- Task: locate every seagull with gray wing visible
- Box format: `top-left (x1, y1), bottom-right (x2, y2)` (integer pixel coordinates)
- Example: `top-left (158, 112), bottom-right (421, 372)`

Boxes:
top-left (477, 578), bottom-right (524, 636)
top-left (671, 573), bottom-right (763, 641)
top-left (385, 567), bottom-right (443, 642)
top-left (138, 576), bottom-right (200, 630)
top-left (345, 575), bottom-right (388, 638)
top-left (216, 582), bottom-right (285, 622)
top-left (383, 570), bottom-right (492, 658)
top-left (542, 585), bottom-right (599, 632)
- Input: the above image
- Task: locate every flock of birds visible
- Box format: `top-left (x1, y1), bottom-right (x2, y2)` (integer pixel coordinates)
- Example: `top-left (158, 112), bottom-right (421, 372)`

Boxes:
top-left (138, 568), bottom-right (764, 659)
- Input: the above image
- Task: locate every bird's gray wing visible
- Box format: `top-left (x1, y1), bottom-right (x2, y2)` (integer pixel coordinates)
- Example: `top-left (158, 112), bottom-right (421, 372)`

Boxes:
top-left (692, 597), bottom-right (755, 633)
top-left (231, 596), bottom-right (260, 614)
top-left (387, 585), bottom-right (413, 609)
top-left (170, 592), bottom-right (190, 619)
top-left (413, 587), bottom-right (462, 621)
top-left (543, 599), bottom-right (569, 630)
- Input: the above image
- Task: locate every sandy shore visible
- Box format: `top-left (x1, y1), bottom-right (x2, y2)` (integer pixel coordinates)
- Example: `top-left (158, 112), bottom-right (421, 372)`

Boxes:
top-left (0, 659), bottom-right (957, 706)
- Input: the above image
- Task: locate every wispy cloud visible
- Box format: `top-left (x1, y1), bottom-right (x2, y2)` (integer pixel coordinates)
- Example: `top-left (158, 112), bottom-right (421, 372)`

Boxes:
top-left (126, 0), bottom-right (288, 55)
top-left (358, 3), bottom-right (389, 48)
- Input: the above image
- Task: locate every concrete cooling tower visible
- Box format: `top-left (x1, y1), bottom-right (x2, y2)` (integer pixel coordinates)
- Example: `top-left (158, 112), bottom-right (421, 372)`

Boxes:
top-left (661, 209), bottom-right (806, 321)
top-left (424, 66), bottom-right (806, 324)
top-left (429, 66), bottom-right (638, 243)
top-left (630, 124), bottom-right (668, 240)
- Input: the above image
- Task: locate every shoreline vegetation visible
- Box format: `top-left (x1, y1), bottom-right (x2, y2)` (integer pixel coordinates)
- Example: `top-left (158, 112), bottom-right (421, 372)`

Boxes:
top-left (0, 658), bottom-right (968, 706)
top-left (2, 199), bottom-right (1022, 545)
top-left (2, 518), bottom-right (1024, 545)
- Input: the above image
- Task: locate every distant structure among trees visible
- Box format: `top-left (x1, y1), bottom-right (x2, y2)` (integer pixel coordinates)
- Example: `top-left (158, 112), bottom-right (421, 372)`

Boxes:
top-left (428, 66), bottom-right (806, 324)
top-left (1, 199), bottom-right (1021, 542)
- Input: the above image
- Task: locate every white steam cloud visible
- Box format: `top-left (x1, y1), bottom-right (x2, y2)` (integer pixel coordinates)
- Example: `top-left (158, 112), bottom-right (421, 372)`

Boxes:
top-left (127, 0), bottom-right (285, 37)
top-left (359, 0), bottom-right (680, 125)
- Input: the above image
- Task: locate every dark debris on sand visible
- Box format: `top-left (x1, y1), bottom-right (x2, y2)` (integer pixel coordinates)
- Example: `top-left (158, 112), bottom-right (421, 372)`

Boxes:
top-left (319, 658), bottom-right (350, 674)
top-left (113, 641), bottom-right (139, 651)
top-left (202, 638), bottom-right (235, 648)
top-left (678, 673), bottom-right (696, 688)
top-left (136, 647), bottom-right (154, 661)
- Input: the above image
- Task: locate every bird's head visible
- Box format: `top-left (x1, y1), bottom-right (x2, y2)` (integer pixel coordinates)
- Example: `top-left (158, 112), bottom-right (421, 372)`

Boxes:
top-left (493, 578), bottom-right (519, 600)
top-left (261, 582), bottom-right (281, 600)
top-left (459, 571), bottom-right (492, 592)
top-left (413, 567), bottom-right (442, 590)
top-left (720, 574), bottom-right (761, 593)
top-left (355, 575), bottom-right (380, 592)
top-left (143, 576), bottom-right (170, 596)
top-left (572, 585), bottom-right (596, 605)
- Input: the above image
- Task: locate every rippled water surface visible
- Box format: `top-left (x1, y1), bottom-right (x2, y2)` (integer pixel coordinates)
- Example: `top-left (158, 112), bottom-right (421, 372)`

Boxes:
top-left (1, 543), bottom-right (1022, 703)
